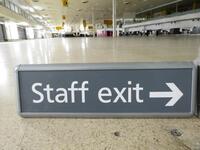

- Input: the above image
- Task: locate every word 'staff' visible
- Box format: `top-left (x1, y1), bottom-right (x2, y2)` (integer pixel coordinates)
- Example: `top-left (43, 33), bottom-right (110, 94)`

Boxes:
top-left (16, 63), bottom-right (195, 117)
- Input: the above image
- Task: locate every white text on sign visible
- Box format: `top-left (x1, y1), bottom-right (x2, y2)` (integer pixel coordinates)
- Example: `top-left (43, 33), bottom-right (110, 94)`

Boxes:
top-left (31, 81), bottom-right (144, 104)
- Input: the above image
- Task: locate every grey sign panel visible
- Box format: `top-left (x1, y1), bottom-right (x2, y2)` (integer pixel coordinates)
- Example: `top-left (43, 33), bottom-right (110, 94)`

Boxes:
top-left (16, 62), bottom-right (196, 118)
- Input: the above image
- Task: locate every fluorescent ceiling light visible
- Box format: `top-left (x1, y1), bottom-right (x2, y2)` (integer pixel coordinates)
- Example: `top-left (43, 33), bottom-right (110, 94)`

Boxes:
top-left (29, 8), bottom-right (35, 13)
top-left (42, 15), bottom-right (50, 19)
top-left (20, 6), bottom-right (35, 13)
top-left (17, 22), bottom-right (29, 26)
top-left (33, 5), bottom-right (44, 11)
top-left (32, 15), bottom-right (43, 20)
top-left (35, 25), bottom-right (43, 29)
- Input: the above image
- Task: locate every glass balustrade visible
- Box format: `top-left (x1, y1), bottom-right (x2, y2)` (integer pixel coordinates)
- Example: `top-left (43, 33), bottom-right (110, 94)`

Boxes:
top-left (0, 0), bottom-right (45, 27)
top-left (125, 8), bottom-right (200, 25)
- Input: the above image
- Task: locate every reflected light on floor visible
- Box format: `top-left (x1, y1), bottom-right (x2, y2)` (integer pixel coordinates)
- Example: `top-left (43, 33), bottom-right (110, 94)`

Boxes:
top-left (0, 63), bottom-right (8, 87)
top-left (62, 38), bottom-right (70, 53)
top-left (81, 38), bottom-right (86, 50)
top-left (27, 47), bottom-right (34, 64)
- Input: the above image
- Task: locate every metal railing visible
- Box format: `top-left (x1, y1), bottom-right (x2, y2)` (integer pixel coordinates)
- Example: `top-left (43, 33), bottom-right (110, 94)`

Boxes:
top-left (0, 0), bottom-right (46, 27)
top-left (146, 8), bottom-right (200, 21)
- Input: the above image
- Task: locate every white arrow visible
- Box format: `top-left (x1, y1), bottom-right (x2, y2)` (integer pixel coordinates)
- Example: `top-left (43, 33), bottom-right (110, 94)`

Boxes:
top-left (149, 83), bottom-right (183, 107)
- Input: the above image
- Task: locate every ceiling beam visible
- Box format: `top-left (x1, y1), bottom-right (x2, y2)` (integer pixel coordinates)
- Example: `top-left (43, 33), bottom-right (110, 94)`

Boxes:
top-left (136, 0), bottom-right (183, 15)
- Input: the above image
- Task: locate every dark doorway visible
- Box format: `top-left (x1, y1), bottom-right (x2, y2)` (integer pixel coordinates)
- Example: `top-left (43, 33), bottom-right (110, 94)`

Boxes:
top-left (18, 26), bottom-right (27, 40)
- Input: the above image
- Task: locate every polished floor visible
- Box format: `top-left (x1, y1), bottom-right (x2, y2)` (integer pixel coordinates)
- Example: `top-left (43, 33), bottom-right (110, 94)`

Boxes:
top-left (0, 36), bottom-right (200, 149)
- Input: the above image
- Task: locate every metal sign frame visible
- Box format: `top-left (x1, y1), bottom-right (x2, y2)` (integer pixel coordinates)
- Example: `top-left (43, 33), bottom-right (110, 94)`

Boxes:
top-left (16, 62), bottom-right (196, 118)
top-left (197, 66), bottom-right (200, 118)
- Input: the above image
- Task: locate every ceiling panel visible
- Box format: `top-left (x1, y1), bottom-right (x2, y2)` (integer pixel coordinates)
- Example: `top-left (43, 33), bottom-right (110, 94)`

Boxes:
top-left (11, 0), bottom-right (179, 26)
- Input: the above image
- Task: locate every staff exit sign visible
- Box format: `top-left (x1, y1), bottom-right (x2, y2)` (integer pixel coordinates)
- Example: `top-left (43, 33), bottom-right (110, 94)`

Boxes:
top-left (16, 62), bottom-right (196, 117)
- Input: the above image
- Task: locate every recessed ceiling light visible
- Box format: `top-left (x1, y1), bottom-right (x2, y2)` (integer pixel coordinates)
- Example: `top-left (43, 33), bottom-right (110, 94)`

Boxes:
top-left (81, 0), bottom-right (88, 4)
top-left (123, 1), bottom-right (130, 4)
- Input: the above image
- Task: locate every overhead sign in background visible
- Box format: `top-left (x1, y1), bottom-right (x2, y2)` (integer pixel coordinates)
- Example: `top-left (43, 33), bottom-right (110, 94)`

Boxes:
top-left (16, 63), bottom-right (196, 117)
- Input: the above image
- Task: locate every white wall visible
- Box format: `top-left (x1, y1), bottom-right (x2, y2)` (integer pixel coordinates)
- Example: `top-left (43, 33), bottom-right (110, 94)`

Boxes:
top-left (26, 27), bottom-right (34, 39)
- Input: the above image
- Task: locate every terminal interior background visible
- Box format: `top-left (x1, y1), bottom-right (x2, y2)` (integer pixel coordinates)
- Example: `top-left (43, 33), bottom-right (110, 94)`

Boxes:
top-left (1, 0), bottom-right (200, 149)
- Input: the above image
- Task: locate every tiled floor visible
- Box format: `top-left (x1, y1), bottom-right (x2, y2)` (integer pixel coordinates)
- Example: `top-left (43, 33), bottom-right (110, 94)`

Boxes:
top-left (0, 36), bottom-right (200, 150)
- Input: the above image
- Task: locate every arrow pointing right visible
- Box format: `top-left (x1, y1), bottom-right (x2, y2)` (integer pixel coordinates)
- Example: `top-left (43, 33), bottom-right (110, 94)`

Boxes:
top-left (149, 83), bottom-right (183, 107)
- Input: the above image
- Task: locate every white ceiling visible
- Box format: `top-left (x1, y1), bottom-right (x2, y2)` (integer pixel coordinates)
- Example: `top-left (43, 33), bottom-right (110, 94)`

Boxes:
top-left (10, 0), bottom-right (179, 26)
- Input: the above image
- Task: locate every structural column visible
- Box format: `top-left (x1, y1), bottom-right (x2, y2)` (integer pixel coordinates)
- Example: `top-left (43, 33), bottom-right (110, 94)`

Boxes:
top-left (176, 3), bottom-right (178, 13)
top-left (112, 0), bottom-right (117, 37)
top-left (92, 9), bottom-right (95, 37)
